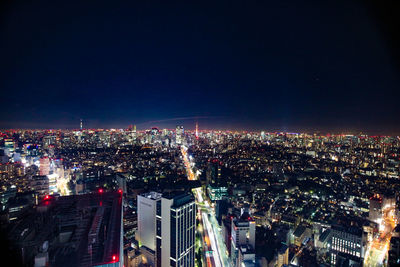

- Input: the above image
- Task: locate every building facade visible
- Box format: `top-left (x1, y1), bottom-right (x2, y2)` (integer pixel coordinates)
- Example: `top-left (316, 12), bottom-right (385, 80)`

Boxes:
top-left (137, 191), bottom-right (196, 267)
top-left (330, 225), bottom-right (366, 266)
top-left (231, 217), bottom-right (256, 265)
top-left (175, 126), bottom-right (184, 145)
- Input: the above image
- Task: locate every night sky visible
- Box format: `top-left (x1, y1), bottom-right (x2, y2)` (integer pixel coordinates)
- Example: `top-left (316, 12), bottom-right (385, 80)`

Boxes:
top-left (1, 1), bottom-right (400, 133)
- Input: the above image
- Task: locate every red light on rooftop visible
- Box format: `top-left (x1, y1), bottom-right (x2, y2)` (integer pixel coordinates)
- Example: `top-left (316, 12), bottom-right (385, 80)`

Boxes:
top-left (98, 188), bottom-right (103, 193)
top-left (118, 189), bottom-right (123, 194)
top-left (44, 195), bottom-right (50, 200)
top-left (112, 255), bottom-right (118, 262)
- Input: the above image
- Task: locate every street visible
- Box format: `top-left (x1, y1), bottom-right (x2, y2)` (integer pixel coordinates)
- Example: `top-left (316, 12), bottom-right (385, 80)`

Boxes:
top-left (364, 207), bottom-right (397, 266)
top-left (181, 146), bottom-right (230, 267)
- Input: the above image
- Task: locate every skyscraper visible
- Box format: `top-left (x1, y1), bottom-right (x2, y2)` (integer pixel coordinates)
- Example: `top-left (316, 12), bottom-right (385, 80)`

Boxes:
top-left (4, 138), bottom-right (14, 155)
top-left (161, 192), bottom-right (196, 267)
top-left (137, 192), bottom-right (162, 267)
top-left (39, 157), bottom-right (50, 176)
top-left (137, 191), bottom-right (196, 267)
top-left (231, 216), bottom-right (256, 266)
top-left (175, 126), bottom-right (184, 145)
top-left (128, 124), bottom-right (137, 143)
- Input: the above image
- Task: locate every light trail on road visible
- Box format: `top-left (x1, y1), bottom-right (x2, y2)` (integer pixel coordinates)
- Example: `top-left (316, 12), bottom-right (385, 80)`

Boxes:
top-left (203, 212), bottom-right (223, 267)
top-left (364, 207), bottom-right (397, 266)
top-left (180, 145), bottom-right (230, 267)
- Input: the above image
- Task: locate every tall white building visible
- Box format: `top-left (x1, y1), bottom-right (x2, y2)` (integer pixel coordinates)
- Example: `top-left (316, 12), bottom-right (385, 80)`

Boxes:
top-left (39, 157), bottom-right (50, 176)
top-left (176, 126), bottom-right (184, 145)
top-left (137, 191), bottom-right (196, 267)
top-left (137, 192), bottom-right (162, 256)
top-left (231, 216), bottom-right (256, 266)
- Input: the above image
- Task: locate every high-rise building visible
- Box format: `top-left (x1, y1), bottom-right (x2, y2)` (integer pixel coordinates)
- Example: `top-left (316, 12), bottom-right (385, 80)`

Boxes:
top-left (207, 184), bottom-right (228, 201)
top-left (260, 131), bottom-right (266, 140)
top-left (43, 136), bottom-right (56, 148)
top-left (237, 245), bottom-right (255, 267)
top-left (29, 175), bottom-right (49, 200)
top-left (206, 159), bottom-right (222, 185)
top-left (0, 149), bottom-right (9, 164)
top-left (40, 157), bottom-right (51, 176)
top-left (231, 216), bottom-right (256, 265)
top-left (137, 192), bottom-right (162, 266)
top-left (132, 125), bottom-right (137, 141)
top-left (330, 224), bottom-right (367, 266)
top-left (161, 192), bottom-right (196, 267)
top-left (215, 198), bottom-right (230, 224)
top-left (137, 191), bottom-right (196, 267)
top-left (369, 194), bottom-right (383, 224)
top-left (26, 144), bottom-right (39, 157)
top-left (80, 119), bottom-right (83, 130)
top-left (175, 126), bottom-right (184, 145)
top-left (4, 138), bottom-right (14, 155)
top-left (47, 173), bottom-right (58, 194)
top-left (277, 243), bottom-right (289, 267)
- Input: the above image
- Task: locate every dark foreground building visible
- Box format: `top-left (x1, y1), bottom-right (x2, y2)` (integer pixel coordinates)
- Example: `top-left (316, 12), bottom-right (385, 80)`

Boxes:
top-left (6, 191), bottom-right (123, 267)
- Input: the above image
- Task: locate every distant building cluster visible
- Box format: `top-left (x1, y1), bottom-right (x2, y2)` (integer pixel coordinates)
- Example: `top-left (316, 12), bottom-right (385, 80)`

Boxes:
top-left (1, 128), bottom-right (400, 266)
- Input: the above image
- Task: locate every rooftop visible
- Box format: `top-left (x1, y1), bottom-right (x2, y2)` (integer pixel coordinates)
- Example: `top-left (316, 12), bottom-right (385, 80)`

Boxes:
top-left (141, 191), bottom-right (162, 200)
top-left (163, 191), bottom-right (195, 207)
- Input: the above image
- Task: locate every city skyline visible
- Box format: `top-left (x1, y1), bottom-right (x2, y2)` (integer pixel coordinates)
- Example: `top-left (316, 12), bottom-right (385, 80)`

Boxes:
top-left (2, 120), bottom-right (400, 136)
top-left (1, 128), bottom-right (400, 266)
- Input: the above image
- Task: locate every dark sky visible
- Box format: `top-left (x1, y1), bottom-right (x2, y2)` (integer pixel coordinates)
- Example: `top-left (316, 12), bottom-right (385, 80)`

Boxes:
top-left (1, 1), bottom-right (399, 133)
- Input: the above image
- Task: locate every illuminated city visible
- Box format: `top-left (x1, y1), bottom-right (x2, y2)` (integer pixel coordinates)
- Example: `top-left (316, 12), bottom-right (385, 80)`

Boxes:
top-left (1, 128), bottom-right (400, 266)
top-left (1, 1), bottom-right (400, 267)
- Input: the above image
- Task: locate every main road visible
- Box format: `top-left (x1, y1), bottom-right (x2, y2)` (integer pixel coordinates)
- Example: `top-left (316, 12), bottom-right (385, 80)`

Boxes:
top-left (364, 206), bottom-right (397, 266)
top-left (181, 145), bottom-right (230, 267)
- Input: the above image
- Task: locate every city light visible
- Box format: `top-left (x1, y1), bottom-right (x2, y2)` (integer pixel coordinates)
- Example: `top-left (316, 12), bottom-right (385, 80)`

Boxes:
top-left (1, 128), bottom-right (400, 266)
